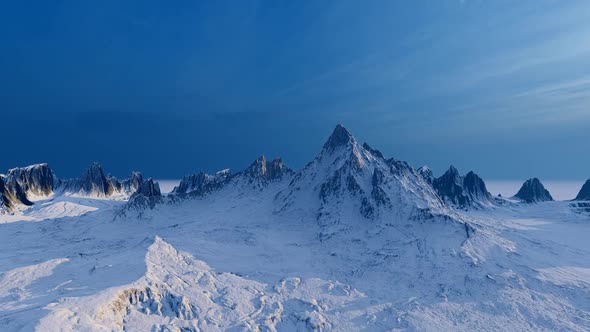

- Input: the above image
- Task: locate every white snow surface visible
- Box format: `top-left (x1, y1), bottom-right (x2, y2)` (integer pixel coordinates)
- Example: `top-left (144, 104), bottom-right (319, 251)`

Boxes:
top-left (1, 138), bottom-right (589, 331)
top-left (1, 184), bottom-right (588, 331)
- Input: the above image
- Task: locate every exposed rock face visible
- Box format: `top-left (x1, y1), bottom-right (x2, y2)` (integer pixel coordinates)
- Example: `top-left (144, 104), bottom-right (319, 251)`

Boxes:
top-left (7, 163), bottom-right (55, 197)
top-left (57, 164), bottom-right (148, 198)
top-left (433, 166), bottom-right (468, 206)
top-left (123, 171), bottom-right (143, 194)
top-left (135, 178), bottom-right (161, 198)
top-left (172, 155), bottom-right (292, 199)
top-left (417, 166), bottom-right (434, 184)
top-left (432, 166), bottom-right (492, 208)
top-left (575, 179), bottom-right (590, 201)
top-left (173, 169), bottom-right (230, 195)
top-left (515, 178), bottom-right (553, 203)
top-left (108, 175), bottom-right (123, 193)
top-left (322, 124), bottom-right (354, 152)
top-left (240, 155), bottom-right (293, 183)
top-left (464, 171), bottom-right (491, 201)
top-left (0, 162), bottom-right (154, 211)
top-left (0, 176), bottom-right (10, 211)
top-left (78, 162), bottom-right (115, 197)
top-left (0, 163), bottom-right (55, 211)
top-left (127, 178), bottom-right (162, 209)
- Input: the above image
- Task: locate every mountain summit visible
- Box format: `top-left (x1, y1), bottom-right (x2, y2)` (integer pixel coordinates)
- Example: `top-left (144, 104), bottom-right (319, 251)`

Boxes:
top-left (575, 179), bottom-right (590, 201)
top-left (432, 166), bottom-right (492, 208)
top-left (322, 124), bottom-right (356, 152)
top-left (276, 124), bottom-right (446, 228)
top-left (515, 178), bottom-right (553, 203)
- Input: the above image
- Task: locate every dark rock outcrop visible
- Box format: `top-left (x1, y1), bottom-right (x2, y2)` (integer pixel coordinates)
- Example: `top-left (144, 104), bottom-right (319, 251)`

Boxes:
top-left (0, 163), bottom-right (55, 211)
top-left (58, 164), bottom-right (146, 198)
top-left (241, 156), bottom-right (293, 183)
top-left (433, 166), bottom-right (492, 208)
top-left (464, 171), bottom-right (491, 201)
top-left (123, 171), bottom-right (143, 194)
top-left (78, 162), bottom-right (115, 197)
top-left (433, 166), bottom-right (469, 206)
top-left (127, 178), bottom-right (162, 209)
top-left (515, 178), bottom-right (553, 203)
top-left (575, 179), bottom-right (590, 201)
top-left (7, 163), bottom-right (55, 196)
top-left (0, 176), bottom-right (11, 211)
top-left (417, 166), bottom-right (434, 184)
top-left (322, 124), bottom-right (355, 152)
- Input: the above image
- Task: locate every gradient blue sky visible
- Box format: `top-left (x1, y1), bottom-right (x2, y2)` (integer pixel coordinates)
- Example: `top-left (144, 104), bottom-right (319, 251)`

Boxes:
top-left (1, 0), bottom-right (589, 180)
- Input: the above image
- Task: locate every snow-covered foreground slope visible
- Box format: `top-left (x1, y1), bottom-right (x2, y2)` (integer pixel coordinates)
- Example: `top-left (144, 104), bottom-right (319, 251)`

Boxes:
top-left (1, 194), bottom-right (589, 331)
top-left (0, 126), bottom-right (589, 331)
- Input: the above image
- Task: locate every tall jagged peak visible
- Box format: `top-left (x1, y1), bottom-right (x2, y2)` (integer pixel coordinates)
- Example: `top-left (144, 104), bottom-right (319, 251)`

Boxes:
top-left (515, 178), bottom-right (553, 203)
top-left (575, 179), bottom-right (590, 201)
top-left (276, 125), bottom-right (446, 224)
top-left (123, 171), bottom-right (143, 194)
top-left (126, 178), bottom-right (163, 210)
top-left (135, 178), bottom-right (161, 198)
top-left (322, 124), bottom-right (356, 153)
top-left (445, 165), bottom-right (460, 178)
top-left (246, 155), bottom-right (268, 177)
top-left (77, 162), bottom-right (115, 197)
top-left (464, 171), bottom-right (491, 200)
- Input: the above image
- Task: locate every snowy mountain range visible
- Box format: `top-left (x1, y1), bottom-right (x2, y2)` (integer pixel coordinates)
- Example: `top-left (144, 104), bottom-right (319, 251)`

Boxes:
top-left (1, 125), bottom-right (589, 331)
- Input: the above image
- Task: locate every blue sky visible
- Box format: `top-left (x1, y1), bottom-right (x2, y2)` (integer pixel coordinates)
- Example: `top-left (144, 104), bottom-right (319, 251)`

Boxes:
top-left (1, 0), bottom-right (589, 180)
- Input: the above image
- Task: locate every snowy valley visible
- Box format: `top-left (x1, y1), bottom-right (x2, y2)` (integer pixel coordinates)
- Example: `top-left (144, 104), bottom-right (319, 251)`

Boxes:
top-left (0, 125), bottom-right (589, 331)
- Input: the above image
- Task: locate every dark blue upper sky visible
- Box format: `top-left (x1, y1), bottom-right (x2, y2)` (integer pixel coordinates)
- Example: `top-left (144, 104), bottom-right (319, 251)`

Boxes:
top-left (1, 0), bottom-right (589, 180)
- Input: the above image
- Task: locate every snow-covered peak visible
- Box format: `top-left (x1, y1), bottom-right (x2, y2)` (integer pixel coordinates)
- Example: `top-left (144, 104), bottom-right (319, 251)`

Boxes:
top-left (276, 125), bottom-right (446, 226)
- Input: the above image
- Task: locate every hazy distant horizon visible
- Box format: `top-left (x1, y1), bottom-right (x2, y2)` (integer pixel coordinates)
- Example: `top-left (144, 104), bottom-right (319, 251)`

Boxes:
top-left (155, 179), bottom-right (586, 201)
top-left (485, 180), bottom-right (585, 201)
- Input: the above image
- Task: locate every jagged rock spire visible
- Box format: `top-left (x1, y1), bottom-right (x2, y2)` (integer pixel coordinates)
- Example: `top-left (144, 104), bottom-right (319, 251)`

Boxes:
top-left (244, 155), bottom-right (292, 181)
top-left (417, 166), bottom-right (434, 184)
top-left (127, 178), bottom-right (162, 209)
top-left (123, 171), bottom-right (143, 194)
top-left (433, 166), bottom-right (492, 207)
top-left (446, 165), bottom-right (460, 178)
top-left (79, 162), bottom-right (113, 196)
top-left (464, 171), bottom-right (491, 200)
top-left (575, 179), bottom-right (590, 201)
top-left (515, 178), bottom-right (553, 203)
top-left (0, 163), bottom-right (55, 211)
top-left (322, 124), bottom-right (355, 152)
top-left (135, 178), bottom-right (161, 198)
